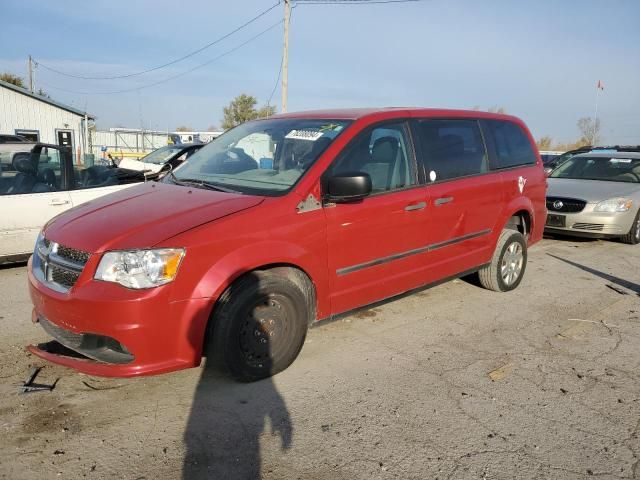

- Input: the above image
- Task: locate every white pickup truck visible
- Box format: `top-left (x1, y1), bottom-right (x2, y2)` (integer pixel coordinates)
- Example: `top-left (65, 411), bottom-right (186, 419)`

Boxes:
top-left (0, 143), bottom-right (145, 264)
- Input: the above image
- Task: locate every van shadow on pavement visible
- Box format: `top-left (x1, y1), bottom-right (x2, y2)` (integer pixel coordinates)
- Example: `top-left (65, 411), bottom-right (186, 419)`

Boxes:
top-left (182, 367), bottom-right (292, 479)
top-left (182, 275), bottom-right (293, 479)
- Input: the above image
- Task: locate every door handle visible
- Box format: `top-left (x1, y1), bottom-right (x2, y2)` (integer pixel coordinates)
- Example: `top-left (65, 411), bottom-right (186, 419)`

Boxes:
top-left (49, 199), bottom-right (70, 206)
top-left (434, 196), bottom-right (453, 206)
top-left (404, 201), bottom-right (426, 211)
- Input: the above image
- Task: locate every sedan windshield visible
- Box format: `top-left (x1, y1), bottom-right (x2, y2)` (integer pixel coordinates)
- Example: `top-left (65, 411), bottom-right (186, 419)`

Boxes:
top-left (167, 118), bottom-right (351, 195)
top-left (550, 156), bottom-right (640, 183)
top-left (140, 145), bottom-right (185, 165)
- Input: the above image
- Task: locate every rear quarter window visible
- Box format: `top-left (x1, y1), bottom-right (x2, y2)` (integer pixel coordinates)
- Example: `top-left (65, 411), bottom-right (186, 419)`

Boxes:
top-left (486, 120), bottom-right (536, 169)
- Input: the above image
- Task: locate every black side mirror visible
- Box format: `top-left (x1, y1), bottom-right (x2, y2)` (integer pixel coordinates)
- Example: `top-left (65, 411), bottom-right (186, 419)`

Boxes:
top-left (326, 172), bottom-right (372, 203)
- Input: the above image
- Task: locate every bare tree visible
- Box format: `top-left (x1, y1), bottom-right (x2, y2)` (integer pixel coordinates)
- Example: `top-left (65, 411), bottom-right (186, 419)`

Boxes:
top-left (0, 72), bottom-right (25, 88)
top-left (537, 136), bottom-right (553, 150)
top-left (175, 126), bottom-right (193, 132)
top-left (577, 117), bottom-right (601, 146)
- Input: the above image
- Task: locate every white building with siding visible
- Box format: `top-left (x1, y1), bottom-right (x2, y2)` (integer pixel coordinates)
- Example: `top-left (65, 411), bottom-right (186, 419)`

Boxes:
top-left (0, 79), bottom-right (94, 156)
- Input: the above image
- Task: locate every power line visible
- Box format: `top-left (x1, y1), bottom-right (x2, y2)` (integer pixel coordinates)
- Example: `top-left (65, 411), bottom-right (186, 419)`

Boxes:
top-left (39, 20), bottom-right (284, 96)
top-left (267, 45), bottom-right (285, 108)
top-left (34, 1), bottom-right (281, 81)
top-left (294, 0), bottom-right (421, 4)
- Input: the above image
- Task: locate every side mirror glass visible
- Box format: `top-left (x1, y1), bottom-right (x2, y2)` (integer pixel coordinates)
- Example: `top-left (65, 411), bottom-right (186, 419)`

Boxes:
top-left (326, 172), bottom-right (372, 203)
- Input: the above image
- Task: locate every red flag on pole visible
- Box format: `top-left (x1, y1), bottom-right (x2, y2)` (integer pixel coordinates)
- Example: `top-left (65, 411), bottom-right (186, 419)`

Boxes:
top-left (597, 80), bottom-right (604, 90)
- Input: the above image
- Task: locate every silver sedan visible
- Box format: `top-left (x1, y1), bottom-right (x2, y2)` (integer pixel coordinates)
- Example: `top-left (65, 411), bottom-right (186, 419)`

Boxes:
top-left (545, 152), bottom-right (640, 244)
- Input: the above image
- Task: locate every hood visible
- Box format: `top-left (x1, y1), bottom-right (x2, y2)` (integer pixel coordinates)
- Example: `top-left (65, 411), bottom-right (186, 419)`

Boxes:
top-left (547, 178), bottom-right (640, 203)
top-left (44, 182), bottom-right (264, 253)
top-left (118, 158), bottom-right (163, 173)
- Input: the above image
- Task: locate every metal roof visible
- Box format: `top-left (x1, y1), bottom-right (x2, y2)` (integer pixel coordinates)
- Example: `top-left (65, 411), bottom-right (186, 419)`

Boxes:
top-left (0, 79), bottom-right (95, 119)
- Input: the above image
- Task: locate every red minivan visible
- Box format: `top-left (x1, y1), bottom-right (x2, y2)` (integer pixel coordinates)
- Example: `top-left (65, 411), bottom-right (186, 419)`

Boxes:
top-left (28, 108), bottom-right (546, 381)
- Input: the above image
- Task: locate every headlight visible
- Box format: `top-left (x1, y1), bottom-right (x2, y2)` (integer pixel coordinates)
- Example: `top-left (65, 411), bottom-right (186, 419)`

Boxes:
top-left (593, 198), bottom-right (633, 213)
top-left (95, 248), bottom-right (185, 289)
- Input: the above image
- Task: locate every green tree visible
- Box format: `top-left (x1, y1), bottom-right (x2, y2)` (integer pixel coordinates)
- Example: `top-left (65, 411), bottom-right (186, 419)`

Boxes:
top-left (577, 117), bottom-right (601, 146)
top-left (222, 94), bottom-right (276, 130)
top-left (0, 72), bottom-right (25, 88)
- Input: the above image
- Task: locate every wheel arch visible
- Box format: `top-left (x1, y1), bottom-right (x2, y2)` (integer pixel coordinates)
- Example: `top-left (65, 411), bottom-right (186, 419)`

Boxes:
top-left (506, 209), bottom-right (532, 237)
top-left (187, 239), bottom-right (326, 360)
top-left (501, 196), bottom-right (536, 241)
top-left (201, 262), bottom-right (317, 360)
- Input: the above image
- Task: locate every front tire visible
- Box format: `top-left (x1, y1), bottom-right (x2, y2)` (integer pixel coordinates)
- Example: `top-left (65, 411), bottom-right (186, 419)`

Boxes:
top-left (478, 229), bottom-right (528, 292)
top-left (207, 271), bottom-right (310, 382)
top-left (620, 210), bottom-right (640, 245)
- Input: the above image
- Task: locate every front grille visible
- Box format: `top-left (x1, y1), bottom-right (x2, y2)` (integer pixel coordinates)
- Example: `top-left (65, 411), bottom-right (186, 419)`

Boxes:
top-left (57, 245), bottom-right (91, 264)
top-left (33, 235), bottom-right (90, 292)
top-left (572, 223), bottom-right (604, 231)
top-left (546, 197), bottom-right (587, 213)
top-left (50, 265), bottom-right (81, 289)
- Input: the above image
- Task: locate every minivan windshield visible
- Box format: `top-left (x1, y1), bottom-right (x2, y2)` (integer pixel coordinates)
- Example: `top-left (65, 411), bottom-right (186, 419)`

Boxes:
top-left (167, 118), bottom-right (351, 194)
top-left (549, 155), bottom-right (640, 183)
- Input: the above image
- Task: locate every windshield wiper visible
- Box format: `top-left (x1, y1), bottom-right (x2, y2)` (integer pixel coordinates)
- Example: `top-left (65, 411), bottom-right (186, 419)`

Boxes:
top-left (170, 174), bottom-right (240, 193)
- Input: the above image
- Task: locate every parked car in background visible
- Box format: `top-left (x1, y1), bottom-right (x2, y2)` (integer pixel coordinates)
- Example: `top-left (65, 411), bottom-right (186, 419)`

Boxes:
top-left (27, 108), bottom-right (546, 381)
top-left (0, 141), bottom-right (48, 171)
top-left (117, 144), bottom-right (204, 175)
top-left (543, 146), bottom-right (592, 175)
top-left (545, 152), bottom-right (640, 244)
top-left (0, 134), bottom-right (27, 143)
top-left (0, 143), bottom-right (145, 264)
top-left (543, 145), bottom-right (640, 175)
top-left (539, 150), bottom-right (562, 166)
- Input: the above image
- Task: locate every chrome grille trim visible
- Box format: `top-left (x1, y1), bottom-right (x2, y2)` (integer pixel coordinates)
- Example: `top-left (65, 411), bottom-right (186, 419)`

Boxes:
top-left (572, 223), bottom-right (604, 231)
top-left (49, 252), bottom-right (84, 272)
top-left (33, 235), bottom-right (90, 292)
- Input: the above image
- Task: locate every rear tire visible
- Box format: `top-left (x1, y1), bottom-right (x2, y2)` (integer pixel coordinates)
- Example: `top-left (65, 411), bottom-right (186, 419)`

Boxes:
top-left (478, 229), bottom-right (528, 292)
top-left (620, 210), bottom-right (640, 245)
top-left (207, 270), bottom-right (309, 382)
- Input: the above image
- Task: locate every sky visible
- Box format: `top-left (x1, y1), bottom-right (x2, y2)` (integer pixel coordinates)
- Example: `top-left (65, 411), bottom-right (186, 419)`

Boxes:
top-left (1, 0), bottom-right (639, 145)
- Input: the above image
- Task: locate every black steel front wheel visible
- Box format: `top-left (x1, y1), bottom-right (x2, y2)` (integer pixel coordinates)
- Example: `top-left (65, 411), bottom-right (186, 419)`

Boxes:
top-left (207, 270), bottom-right (310, 382)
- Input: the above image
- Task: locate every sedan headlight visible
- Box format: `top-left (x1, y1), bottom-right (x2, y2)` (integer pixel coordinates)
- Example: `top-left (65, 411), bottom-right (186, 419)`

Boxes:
top-left (95, 248), bottom-right (185, 289)
top-left (593, 198), bottom-right (633, 213)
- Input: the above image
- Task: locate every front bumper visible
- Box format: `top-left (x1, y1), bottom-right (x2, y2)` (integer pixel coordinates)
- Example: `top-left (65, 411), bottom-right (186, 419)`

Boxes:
top-left (544, 204), bottom-right (636, 238)
top-left (27, 257), bottom-right (213, 377)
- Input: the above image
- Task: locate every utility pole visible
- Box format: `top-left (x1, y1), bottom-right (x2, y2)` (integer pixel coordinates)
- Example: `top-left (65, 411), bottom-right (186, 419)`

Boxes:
top-left (281, 0), bottom-right (291, 113)
top-left (28, 55), bottom-right (34, 93)
top-left (593, 80), bottom-right (604, 145)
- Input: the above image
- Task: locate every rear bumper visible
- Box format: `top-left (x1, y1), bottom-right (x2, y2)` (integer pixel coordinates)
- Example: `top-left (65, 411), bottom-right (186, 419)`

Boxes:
top-left (27, 257), bottom-right (213, 377)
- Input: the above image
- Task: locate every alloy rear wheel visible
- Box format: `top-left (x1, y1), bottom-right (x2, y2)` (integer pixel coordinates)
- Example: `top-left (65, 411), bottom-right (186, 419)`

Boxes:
top-left (478, 229), bottom-right (528, 292)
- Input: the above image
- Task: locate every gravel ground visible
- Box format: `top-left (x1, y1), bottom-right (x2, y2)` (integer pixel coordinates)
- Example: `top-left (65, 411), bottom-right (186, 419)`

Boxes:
top-left (1, 237), bottom-right (639, 479)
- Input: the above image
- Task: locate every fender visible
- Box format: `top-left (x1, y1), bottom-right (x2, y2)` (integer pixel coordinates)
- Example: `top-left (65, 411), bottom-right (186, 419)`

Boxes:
top-left (192, 237), bottom-right (328, 309)
top-left (175, 239), bottom-right (329, 362)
